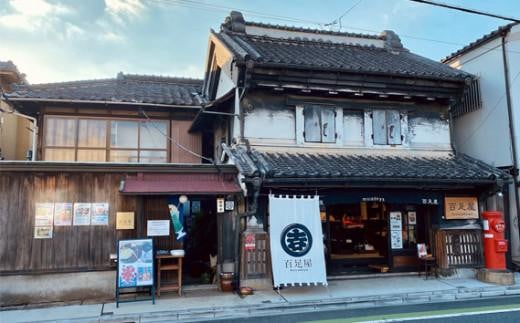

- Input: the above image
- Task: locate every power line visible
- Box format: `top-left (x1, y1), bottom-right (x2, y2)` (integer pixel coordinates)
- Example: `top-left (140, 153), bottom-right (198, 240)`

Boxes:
top-left (410, 0), bottom-right (520, 23)
top-left (325, 0), bottom-right (364, 29)
top-left (140, 109), bottom-right (214, 163)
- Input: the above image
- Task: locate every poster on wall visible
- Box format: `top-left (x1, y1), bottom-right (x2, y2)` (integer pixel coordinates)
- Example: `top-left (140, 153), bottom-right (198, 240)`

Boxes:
top-left (389, 211), bottom-right (403, 249)
top-left (34, 226), bottom-right (53, 239)
top-left (35, 203), bottom-right (54, 226)
top-left (147, 220), bottom-right (170, 236)
top-left (91, 203), bottom-right (109, 225)
top-left (407, 211), bottom-right (417, 225)
top-left (73, 203), bottom-right (91, 226)
top-left (245, 232), bottom-right (256, 251)
top-left (54, 203), bottom-right (73, 226)
top-left (268, 194), bottom-right (327, 288)
top-left (117, 239), bottom-right (154, 288)
top-left (116, 212), bottom-right (135, 230)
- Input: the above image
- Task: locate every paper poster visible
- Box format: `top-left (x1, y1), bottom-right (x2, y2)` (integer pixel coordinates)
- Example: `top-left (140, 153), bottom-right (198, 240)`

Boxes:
top-left (116, 212), bottom-right (135, 230)
top-left (35, 203), bottom-right (54, 226)
top-left (73, 203), bottom-right (91, 226)
top-left (417, 243), bottom-right (427, 258)
top-left (269, 195), bottom-right (327, 288)
top-left (390, 211), bottom-right (403, 249)
top-left (91, 203), bottom-right (109, 225)
top-left (34, 226), bottom-right (53, 239)
top-left (245, 232), bottom-right (256, 251)
top-left (118, 239), bottom-right (154, 288)
top-left (390, 212), bottom-right (402, 231)
top-left (54, 203), bottom-right (73, 226)
top-left (147, 220), bottom-right (170, 236)
top-left (408, 211), bottom-right (417, 225)
top-left (391, 230), bottom-right (403, 249)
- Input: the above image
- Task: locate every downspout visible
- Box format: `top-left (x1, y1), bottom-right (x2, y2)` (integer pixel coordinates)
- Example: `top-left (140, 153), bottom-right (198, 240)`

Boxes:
top-left (501, 31), bottom-right (520, 239)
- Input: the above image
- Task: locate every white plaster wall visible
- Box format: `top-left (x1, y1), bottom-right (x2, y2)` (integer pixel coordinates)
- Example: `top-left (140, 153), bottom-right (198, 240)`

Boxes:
top-left (507, 25), bottom-right (520, 170)
top-left (216, 70), bottom-right (235, 98)
top-left (342, 111), bottom-right (364, 146)
top-left (408, 117), bottom-right (451, 149)
top-left (449, 37), bottom-right (514, 167)
top-left (244, 107), bottom-right (296, 143)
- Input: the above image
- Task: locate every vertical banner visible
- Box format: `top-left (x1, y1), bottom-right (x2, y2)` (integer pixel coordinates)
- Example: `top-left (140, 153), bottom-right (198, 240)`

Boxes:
top-left (168, 196), bottom-right (186, 241)
top-left (268, 195), bottom-right (327, 288)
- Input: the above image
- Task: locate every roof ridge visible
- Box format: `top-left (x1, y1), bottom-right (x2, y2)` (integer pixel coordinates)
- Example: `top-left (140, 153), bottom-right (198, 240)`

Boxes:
top-left (119, 73), bottom-right (203, 84)
top-left (235, 32), bottom-right (384, 50)
top-left (15, 77), bottom-right (116, 88)
top-left (245, 21), bottom-right (384, 40)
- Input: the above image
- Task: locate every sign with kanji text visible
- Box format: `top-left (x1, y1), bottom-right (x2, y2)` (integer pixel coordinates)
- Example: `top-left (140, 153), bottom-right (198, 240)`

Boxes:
top-left (268, 195), bottom-right (327, 288)
top-left (116, 212), bottom-right (135, 230)
top-left (444, 197), bottom-right (479, 219)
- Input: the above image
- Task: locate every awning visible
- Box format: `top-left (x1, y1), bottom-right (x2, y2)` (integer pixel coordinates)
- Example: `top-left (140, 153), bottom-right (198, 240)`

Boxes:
top-left (120, 173), bottom-right (242, 195)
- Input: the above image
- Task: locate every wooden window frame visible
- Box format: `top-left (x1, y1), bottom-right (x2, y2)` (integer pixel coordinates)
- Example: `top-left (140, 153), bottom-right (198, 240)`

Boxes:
top-left (43, 115), bottom-right (170, 163)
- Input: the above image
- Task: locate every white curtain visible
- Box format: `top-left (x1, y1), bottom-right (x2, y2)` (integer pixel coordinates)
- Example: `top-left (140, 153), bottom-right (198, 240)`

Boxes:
top-left (269, 195), bottom-right (327, 288)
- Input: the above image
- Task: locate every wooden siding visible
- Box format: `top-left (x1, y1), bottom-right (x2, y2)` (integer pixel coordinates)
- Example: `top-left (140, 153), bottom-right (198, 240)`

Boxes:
top-left (171, 120), bottom-right (202, 163)
top-left (0, 172), bottom-right (139, 273)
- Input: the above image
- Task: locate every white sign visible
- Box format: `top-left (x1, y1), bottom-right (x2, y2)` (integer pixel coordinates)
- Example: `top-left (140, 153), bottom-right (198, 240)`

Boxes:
top-left (390, 211), bottom-right (403, 249)
top-left (268, 195), bottom-right (327, 288)
top-left (408, 211), bottom-right (417, 225)
top-left (147, 220), bottom-right (170, 236)
top-left (217, 198), bottom-right (225, 213)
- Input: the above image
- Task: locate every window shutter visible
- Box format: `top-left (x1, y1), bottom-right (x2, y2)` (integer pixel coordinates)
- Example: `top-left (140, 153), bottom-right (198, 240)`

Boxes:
top-left (372, 110), bottom-right (387, 145)
top-left (304, 106), bottom-right (321, 142)
top-left (321, 108), bottom-right (336, 143)
top-left (386, 110), bottom-right (402, 145)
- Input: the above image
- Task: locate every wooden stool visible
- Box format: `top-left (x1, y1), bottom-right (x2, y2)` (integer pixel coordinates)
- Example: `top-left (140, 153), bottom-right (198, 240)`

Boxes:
top-left (156, 255), bottom-right (183, 296)
top-left (418, 255), bottom-right (436, 279)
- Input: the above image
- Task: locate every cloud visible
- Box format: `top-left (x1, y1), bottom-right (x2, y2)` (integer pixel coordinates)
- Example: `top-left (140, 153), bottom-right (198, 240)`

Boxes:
top-left (98, 31), bottom-right (127, 43)
top-left (0, 0), bottom-right (78, 34)
top-left (105, 0), bottom-right (146, 24)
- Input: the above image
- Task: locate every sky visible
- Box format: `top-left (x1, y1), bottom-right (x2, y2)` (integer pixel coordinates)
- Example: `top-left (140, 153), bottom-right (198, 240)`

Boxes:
top-left (0, 0), bottom-right (518, 84)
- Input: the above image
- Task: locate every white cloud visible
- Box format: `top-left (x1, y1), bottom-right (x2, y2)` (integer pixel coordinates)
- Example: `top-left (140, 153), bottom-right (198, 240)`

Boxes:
top-left (98, 31), bottom-right (126, 43)
top-left (9, 0), bottom-right (71, 17)
top-left (105, 0), bottom-right (146, 24)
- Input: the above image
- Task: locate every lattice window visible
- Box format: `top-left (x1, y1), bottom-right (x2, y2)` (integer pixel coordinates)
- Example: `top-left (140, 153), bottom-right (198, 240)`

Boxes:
top-left (452, 78), bottom-right (482, 118)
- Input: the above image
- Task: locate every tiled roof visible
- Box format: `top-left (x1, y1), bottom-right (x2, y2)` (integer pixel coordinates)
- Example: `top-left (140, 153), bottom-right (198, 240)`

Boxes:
top-left (5, 73), bottom-right (205, 106)
top-left (226, 146), bottom-right (509, 184)
top-left (0, 61), bottom-right (19, 73)
top-left (218, 32), bottom-right (470, 81)
top-left (442, 23), bottom-right (517, 63)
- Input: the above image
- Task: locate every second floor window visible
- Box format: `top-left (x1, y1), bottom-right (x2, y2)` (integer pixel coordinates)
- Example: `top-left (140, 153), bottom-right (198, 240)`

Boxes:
top-left (303, 105), bottom-right (336, 143)
top-left (372, 110), bottom-right (402, 145)
top-left (44, 116), bottom-right (169, 163)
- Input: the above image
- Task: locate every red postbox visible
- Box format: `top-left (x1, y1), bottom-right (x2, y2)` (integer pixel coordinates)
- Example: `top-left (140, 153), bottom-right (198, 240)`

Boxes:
top-left (482, 211), bottom-right (508, 270)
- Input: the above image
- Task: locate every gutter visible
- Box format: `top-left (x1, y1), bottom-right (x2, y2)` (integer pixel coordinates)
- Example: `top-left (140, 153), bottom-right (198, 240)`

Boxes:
top-left (501, 30), bottom-right (520, 236)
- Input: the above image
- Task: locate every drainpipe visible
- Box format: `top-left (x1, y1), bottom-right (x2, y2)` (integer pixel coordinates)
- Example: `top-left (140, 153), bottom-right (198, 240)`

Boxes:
top-left (501, 31), bottom-right (520, 237)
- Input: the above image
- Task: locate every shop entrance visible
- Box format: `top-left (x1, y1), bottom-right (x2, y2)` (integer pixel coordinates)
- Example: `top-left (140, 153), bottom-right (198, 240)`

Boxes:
top-left (323, 198), bottom-right (434, 275)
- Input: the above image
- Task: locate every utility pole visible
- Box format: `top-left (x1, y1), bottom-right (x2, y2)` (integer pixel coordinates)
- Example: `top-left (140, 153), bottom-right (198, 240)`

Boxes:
top-left (410, 0), bottom-right (520, 23)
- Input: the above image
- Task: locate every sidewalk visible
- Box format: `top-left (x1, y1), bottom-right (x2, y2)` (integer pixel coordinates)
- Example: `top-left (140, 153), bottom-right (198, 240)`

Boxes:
top-left (2, 273), bottom-right (520, 322)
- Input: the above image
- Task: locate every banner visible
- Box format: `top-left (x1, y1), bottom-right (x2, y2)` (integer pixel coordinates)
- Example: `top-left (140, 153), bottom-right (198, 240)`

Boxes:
top-left (168, 196), bottom-right (186, 241)
top-left (268, 195), bottom-right (327, 288)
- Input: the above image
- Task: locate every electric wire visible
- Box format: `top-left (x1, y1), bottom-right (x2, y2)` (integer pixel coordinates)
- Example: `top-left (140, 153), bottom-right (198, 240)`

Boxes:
top-left (139, 109), bottom-right (214, 163)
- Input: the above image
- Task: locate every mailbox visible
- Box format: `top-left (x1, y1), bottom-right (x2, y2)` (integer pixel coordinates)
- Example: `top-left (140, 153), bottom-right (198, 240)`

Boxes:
top-left (482, 211), bottom-right (508, 270)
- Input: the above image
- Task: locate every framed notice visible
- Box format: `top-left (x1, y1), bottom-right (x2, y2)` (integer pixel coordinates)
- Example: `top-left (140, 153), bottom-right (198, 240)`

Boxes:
top-left (34, 226), bottom-right (53, 239)
top-left (445, 197), bottom-right (479, 220)
top-left (147, 220), bottom-right (170, 236)
top-left (408, 211), bottom-right (417, 225)
top-left (73, 203), bottom-right (91, 226)
top-left (116, 212), bottom-right (135, 230)
top-left (35, 203), bottom-right (54, 226)
top-left (54, 203), bottom-right (73, 226)
top-left (91, 203), bottom-right (109, 225)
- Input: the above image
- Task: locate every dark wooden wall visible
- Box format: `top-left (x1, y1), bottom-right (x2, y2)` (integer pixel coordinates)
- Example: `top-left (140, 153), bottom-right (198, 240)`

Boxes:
top-left (0, 172), bottom-right (140, 273)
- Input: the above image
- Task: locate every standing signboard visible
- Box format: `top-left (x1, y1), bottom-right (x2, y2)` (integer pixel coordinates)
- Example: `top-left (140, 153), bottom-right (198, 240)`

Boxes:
top-left (116, 238), bottom-right (155, 307)
top-left (268, 195), bottom-right (327, 288)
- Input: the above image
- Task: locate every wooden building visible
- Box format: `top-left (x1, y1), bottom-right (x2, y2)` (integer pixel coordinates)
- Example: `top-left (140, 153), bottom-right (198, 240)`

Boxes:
top-left (192, 12), bottom-right (512, 286)
top-left (0, 74), bottom-right (242, 306)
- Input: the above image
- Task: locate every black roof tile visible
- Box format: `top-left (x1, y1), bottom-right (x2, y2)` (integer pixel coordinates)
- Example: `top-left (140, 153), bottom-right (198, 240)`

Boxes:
top-left (5, 73), bottom-right (204, 106)
top-left (226, 147), bottom-right (508, 184)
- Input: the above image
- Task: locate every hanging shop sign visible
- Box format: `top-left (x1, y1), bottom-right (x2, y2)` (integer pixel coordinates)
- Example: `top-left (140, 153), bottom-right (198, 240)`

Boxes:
top-left (225, 200), bottom-right (235, 211)
top-left (54, 203), bottom-right (73, 226)
top-left (168, 200), bottom-right (187, 241)
top-left (217, 197), bottom-right (225, 213)
top-left (116, 212), bottom-right (135, 230)
top-left (147, 220), bottom-right (170, 236)
top-left (268, 195), bottom-right (327, 288)
top-left (444, 197), bottom-right (479, 220)
top-left (73, 203), bottom-right (92, 226)
top-left (116, 238), bottom-right (155, 306)
top-left (91, 203), bottom-right (109, 225)
top-left (390, 211), bottom-right (403, 249)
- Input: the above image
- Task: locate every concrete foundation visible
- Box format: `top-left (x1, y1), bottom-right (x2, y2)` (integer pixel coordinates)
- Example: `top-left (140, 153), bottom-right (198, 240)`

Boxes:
top-left (477, 268), bottom-right (516, 285)
top-left (0, 271), bottom-right (116, 307)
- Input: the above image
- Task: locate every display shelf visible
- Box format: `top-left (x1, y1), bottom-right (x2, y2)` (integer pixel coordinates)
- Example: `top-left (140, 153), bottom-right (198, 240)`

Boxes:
top-left (156, 254), bottom-right (183, 296)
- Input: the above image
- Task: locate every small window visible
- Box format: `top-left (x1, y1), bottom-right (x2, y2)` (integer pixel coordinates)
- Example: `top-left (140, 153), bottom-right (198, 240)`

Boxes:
top-left (372, 110), bottom-right (402, 145)
top-left (303, 105), bottom-right (336, 143)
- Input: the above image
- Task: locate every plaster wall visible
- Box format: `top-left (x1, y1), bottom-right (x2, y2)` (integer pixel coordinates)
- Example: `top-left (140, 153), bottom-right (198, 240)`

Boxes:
top-left (0, 101), bottom-right (31, 160)
top-left (449, 37), bottom-right (514, 167)
top-left (506, 25), bottom-right (520, 171)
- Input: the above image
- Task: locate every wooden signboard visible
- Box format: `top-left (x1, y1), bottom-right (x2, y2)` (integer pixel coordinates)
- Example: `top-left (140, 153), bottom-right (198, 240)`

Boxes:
top-left (444, 197), bottom-right (479, 219)
top-left (116, 212), bottom-right (135, 230)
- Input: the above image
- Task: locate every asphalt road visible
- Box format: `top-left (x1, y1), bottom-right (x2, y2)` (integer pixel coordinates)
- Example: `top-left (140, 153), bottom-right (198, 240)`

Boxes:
top-left (202, 295), bottom-right (520, 323)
